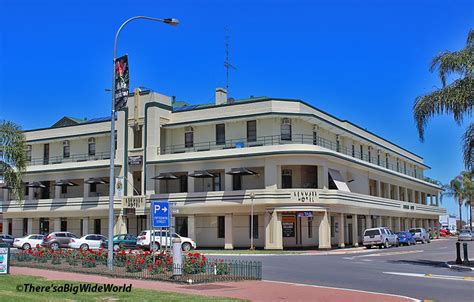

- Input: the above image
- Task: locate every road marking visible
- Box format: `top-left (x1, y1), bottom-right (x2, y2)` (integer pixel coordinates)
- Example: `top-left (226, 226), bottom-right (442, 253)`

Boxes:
top-left (344, 250), bottom-right (424, 260)
top-left (383, 272), bottom-right (474, 282)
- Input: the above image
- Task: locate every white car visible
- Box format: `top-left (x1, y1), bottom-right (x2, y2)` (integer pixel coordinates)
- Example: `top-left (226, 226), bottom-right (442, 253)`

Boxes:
top-left (363, 227), bottom-right (399, 249)
top-left (69, 234), bottom-right (106, 251)
top-left (137, 230), bottom-right (197, 251)
top-left (13, 234), bottom-right (44, 250)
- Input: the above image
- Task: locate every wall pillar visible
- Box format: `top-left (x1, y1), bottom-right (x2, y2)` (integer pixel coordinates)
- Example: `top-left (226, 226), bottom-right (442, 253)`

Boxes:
top-left (412, 218), bottom-right (417, 228)
top-left (224, 214), bottom-right (233, 249)
top-left (265, 211), bottom-right (283, 249)
top-left (376, 181), bottom-right (382, 197)
top-left (2, 218), bottom-right (10, 235)
top-left (83, 180), bottom-right (90, 198)
top-left (318, 211), bottom-right (331, 249)
top-left (317, 165), bottom-right (329, 189)
top-left (54, 218), bottom-right (61, 232)
top-left (27, 218), bottom-right (33, 234)
top-left (377, 216), bottom-right (382, 227)
top-left (187, 215), bottom-right (196, 241)
top-left (394, 185), bottom-right (400, 200)
top-left (55, 181), bottom-right (62, 199)
top-left (352, 214), bottom-right (359, 246)
top-left (338, 213), bottom-right (345, 248)
top-left (365, 215), bottom-right (372, 229)
top-left (82, 218), bottom-right (89, 236)
top-left (388, 184), bottom-right (392, 199)
top-left (224, 169), bottom-right (233, 191)
top-left (264, 161), bottom-right (278, 190)
top-left (388, 216), bottom-right (393, 230)
top-left (187, 172), bottom-right (195, 193)
top-left (430, 195), bottom-right (434, 206)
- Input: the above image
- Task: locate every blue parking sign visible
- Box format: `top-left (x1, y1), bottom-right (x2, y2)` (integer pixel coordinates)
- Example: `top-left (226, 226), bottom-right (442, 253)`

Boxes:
top-left (151, 200), bottom-right (170, 228)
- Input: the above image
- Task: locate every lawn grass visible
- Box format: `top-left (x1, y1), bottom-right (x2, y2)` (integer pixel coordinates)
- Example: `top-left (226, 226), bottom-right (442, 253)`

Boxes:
top-left (0, 275), bottom-right (244, 302)
top-left (195, 249), bottom-right (303, 254)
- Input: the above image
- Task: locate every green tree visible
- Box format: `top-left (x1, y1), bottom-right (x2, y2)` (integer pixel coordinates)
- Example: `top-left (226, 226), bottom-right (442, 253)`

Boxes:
top-left (461, 171), bottom-right (473, 230)
top-left (413, 29), bottom-right (474, 171)
top-left (0, 121), bottom-right (26, 200)
top-left (442, 172), bottom-right (471, 229)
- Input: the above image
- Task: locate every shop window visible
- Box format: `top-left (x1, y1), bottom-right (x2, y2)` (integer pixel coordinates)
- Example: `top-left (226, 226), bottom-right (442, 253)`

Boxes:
top-left (217, 216), bottom-right (225, 238)
top-left (216, 124), bottom-right (225, 145)
top-left (23, 218), bottom-right (28, 236)
top-left (63, 140), bottom-right (70, 158)
top-left (281, 118), bottom-right (292, 141)
top-left (247, 120), bottom-right (257, 142)
top-left (249, 215), bottom-right (258, 239)
top-left (282, 169), bottom-right (292, 189)
top-left (61, 218), bottom-right (67, 232)
top-left (185, 127), bottom-right (194, 148)
top-left (88, 138), bottom-right (96, 156)
top-left (179, 175), bottom-right (188, 193)
top-left (94, 219), bottom-right (101, 234)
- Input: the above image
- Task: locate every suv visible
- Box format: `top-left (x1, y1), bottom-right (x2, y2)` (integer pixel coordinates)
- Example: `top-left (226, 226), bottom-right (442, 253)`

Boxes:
top-left (41, 232), bottom-right (78, 250)
top-left (363, 227), bottom-right (399, 249)
top-left (137, 230), bottom-right (196, 251)
top-left (408, 228), bottom-right (430, 243)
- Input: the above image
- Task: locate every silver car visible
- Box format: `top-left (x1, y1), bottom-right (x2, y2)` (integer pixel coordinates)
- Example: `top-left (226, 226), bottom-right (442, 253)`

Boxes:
top-left (458, 229), bottom-right (473, 241)
top-left (408, 228), bottom-right (430, 243)
top-left (363, 227), bottom-right (399, 249)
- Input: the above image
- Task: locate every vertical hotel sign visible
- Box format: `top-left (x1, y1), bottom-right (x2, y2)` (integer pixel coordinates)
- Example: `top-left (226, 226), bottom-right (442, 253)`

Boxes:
top-left (114, 55), bottom-right (129, 111)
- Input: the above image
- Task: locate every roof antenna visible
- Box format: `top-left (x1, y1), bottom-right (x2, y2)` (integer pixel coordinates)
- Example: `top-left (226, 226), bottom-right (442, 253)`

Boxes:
top-left (224, 28), bottom-right (236, 97)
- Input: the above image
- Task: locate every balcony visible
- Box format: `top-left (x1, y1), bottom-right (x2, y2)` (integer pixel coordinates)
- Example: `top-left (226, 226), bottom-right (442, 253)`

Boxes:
top-left (26, 151), bottom-right (111, 167)
top-left (158, 134), bottom-right (423, 180)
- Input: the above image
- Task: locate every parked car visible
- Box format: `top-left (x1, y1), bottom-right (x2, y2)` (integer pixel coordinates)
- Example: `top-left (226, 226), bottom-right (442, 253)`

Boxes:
top-left (69, 234), bottom-right (107, 251)
top-left (458, 229), bottom-right (473, 241)
top-left (13, 234), bottom-right (44, 250)
top-left (440, 229), bottom-right (450, 237)
top-left (396, 231), bottom-right (416, 246)
top-left (41, 232), bottom-right (78, 250)
top-left (0, 235), bottom-right (14, 247)
top-left (106, 234), bottom-right (137, 251)
top-left (408, 228), bottom-right (430, 243)
top-left (137, 230), bottom-right (196, 251)
top-left (363, 227), bottom-right (399, 249)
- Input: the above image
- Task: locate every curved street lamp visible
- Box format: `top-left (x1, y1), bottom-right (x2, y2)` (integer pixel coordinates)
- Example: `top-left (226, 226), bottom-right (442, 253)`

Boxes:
top-left (107, 16), bottom-right (179, 270)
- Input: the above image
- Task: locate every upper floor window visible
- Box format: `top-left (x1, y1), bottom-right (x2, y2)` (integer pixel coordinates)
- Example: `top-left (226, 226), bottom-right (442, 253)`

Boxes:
top-left (88, 138), bottom-right (96, 156)
top-left (396, 159), bottom-right (400, 172)
top-left (133, 125), bottom-right (143, 149)
top-left (336, 135), bottom-right (340, 152)
top-left (368, 147), bottom-right (372, 163)
top-left (247, 120), bottom-right (257, 142)
top-left (216, 124), bottom-right (225, 145)
top-left (404, 162), bottom-right (407, 174)
top-left (63, 140), bottom-right (70, 158)
top-left (377, 151), bottom-right (380, 166)
top-left (281, 169), bottom-right (292, 189)
top-left (351, 145), bottom-right (355, 157)
top-left (43, 144), bottom-right (49, 165)
top-left (281, 118), bottom-right (292, 141)
top-left (385, 153), bottom-right (389, 169)
top-left (26, 145), bottom-right (32, 162)
top-left (360, 145), bottom-right (363, 160)
top-left (185, 127), bottom-right (194, 148)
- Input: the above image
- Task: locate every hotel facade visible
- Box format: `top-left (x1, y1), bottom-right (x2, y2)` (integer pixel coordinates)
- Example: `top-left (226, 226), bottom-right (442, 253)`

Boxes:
top-left (1, 88), bottom-right (445, 249)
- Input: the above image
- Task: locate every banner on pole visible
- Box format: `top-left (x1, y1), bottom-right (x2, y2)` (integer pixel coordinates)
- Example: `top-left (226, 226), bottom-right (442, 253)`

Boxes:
top-left (115, 177), bottom-right (124, 198)
top-left (114, 55), bottom-right (129, 111)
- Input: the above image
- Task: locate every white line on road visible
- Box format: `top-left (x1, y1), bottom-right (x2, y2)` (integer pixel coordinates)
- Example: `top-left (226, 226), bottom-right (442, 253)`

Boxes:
top-left (383, 272), bottom-right (474, 282)
top-left (344, 250), bottom-right (424, 260)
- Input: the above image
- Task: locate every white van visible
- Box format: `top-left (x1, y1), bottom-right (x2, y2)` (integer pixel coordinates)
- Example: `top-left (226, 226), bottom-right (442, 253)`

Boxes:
top-left (363, 227), bottom-right (399, 249)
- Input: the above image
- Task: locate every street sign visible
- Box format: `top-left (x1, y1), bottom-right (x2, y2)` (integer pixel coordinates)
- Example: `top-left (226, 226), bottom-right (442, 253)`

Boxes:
top-left (0, 244), bottom-right (10, 275)
top-left (151, 200), bottom-right (170, 228)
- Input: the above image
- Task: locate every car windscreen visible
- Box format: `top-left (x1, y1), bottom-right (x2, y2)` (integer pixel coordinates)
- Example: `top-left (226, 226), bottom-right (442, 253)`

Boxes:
top-left (364, 230), bottom-right (380, 236)
top-left (138, 232), bottom-right (146, 237)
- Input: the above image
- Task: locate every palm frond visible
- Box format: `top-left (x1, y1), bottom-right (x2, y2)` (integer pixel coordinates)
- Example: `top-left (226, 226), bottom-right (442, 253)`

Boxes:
top-left (467, 29), bottom-right (474, 47)
top-left (463, 123), bottom-right (474, 171)
top-left (430, 47), bottom-right (473, 87)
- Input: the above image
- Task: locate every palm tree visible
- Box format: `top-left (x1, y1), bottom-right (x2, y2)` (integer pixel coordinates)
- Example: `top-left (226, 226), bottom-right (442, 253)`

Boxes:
top-left (442, 174), bottom-right (468, 230)
top-left (461, 171), bottom-right (473, 230)
top-left (0, 121), bottom-right (27, 200)
top-left (413, 29), bottom-right (474, 171)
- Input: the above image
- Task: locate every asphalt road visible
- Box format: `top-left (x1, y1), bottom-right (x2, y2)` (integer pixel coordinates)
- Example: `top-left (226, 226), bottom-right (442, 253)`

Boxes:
top-left (212, 238), bottom-right (474, 302)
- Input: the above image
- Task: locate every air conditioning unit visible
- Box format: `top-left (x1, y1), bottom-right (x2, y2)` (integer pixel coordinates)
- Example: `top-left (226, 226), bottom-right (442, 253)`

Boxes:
top-left (281, 118), bottom-right (291, 125)
top-left (185, 126), bottom-right (193, 132)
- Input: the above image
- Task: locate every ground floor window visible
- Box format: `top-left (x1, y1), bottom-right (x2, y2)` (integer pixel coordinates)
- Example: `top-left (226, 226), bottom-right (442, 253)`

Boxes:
top-left (217, 216), bottom-right (225, 238)
top-left (23, 218), bottom-right (28, 236)
top-left (176, 217), bottom-right (188, 237)
top-left (61, 218), bottom-right (67, 232)
top-left (94, 219), bottom-right (101, 234)
top-left (39, 218), bottom-right (49, 235)
top-left (249, 215), bottom-right (258, 239)
top-left (136, 215), bottom-right (147, 235)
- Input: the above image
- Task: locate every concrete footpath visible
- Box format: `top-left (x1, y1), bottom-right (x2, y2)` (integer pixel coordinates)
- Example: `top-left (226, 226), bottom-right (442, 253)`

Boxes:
top-left (11, 267), bottom-right (418, 302)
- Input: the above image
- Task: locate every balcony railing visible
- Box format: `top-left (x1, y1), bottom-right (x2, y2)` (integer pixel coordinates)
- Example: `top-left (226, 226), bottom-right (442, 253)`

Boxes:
top-left (158, 134), bottom-right (423, 180)
top-left (26, 151), bottom-right (111, 166)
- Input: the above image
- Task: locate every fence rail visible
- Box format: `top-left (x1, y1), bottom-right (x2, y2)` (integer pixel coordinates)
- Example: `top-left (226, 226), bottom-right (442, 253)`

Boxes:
top-left (27, 151), bottom-right (111, 166)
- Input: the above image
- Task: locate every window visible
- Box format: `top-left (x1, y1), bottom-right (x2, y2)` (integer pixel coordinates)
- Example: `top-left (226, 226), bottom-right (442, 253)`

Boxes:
top-left (133, 125), bottom-right (143, 148)
top-left (185, 127), bottom-right (194, 148)
top-left (368, 148), bottom-right (372, 163)
top-left (179, 175), bottom-right (188, 193)
top-left (213, 173), bottom-right (221, 191)
top-left (24, 183), bottom-right (29, 196)
top-left (396, 159), bottom-right (400, 172)
top-left (216, 124), bottom-right (225, 145)
top-left (313, 131), bottom-right (318, 145)
top-left (60, 218), bottom-right (67, 232)
top-left (39, 218), bottom-right (49, 235)
top-left (281, 118), bottom-right (292, 141)
top-left (23, 218), bottom-right (28, 236)
top-left (63, 140), bottom-right (70, 158)
top-left (26, 145), bottom-right (32, 162)
top-left (385, 153), bottom-right (389, 169)
top-left (360, 145), bottom-right (363, 160)
top-left (330, 216), bottom-right (335, 237)
top-left (61, 185), bottom-right (67, 195)
top-left (232, 175), bottom-right (242, 190)
top-left (43, 143), bottom-right (49, 165)
top-left (249, 215), bottom-right (258, 239)
top-left (377, 152), bottom-right (380, 166)
top-left (88, 138), bottom-right (96, 156)
top-left (308, 217), bottom-right (313, 238)
top-left (351, 145), bottom-right (355, 157)
top-left (94, 219), bottom-right (101, 234)
top-left (90, 183), bottom-right (97, 193)
top-left (217, 216), bottom-right (225, 238)
top-left (328, 173), bottom-right (338, 190)
top-left (336, 136), bottom-right (340, 152)
top-left (404, 162), bottom-right (407, 174)
top-left (282, 169), bottom-right (292, 189)
top-left (247, 120), bottom-right (257, 142)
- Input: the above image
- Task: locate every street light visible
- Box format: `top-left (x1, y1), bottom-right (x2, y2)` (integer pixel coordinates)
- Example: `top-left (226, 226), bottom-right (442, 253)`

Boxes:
top-left (249, 192), bottom-right (256, 250)
top-left (107, 16), bottom-right (179, 270)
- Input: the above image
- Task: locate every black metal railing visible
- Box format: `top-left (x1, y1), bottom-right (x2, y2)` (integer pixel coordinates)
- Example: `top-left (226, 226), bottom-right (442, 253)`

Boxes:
top-left (27, 151), bottom-right (111, 167)
top-left (158, 134), bottom-right (422, 179)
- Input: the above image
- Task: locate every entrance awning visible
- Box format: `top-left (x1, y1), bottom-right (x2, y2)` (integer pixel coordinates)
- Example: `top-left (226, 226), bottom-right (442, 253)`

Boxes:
top-left (85, 178), bottom-right (108, 184)
top-left (26, 182), bottom-right (46, 188)
top-left (225, 168), bottom-right (257, 176)
top-left (328, 169), bottom-right (351, 192)
top-left (55, 180), bottom-right (78, 187)
top-left (188, 170), bottom-right (215, 178)
top-left (152, 173), bottom-right (178, 180)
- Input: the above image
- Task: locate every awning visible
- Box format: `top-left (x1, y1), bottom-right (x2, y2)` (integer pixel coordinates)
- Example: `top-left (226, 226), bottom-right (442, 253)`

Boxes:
top-left (0, 186), bottom-right (11, 190)
top-left (152, 173), bottom-right (178, 180)
top-left (328, 169), bottom-right (351, 192)
top-left (225, 168), bottom-right (257, 176)
top-left (188, 170), bottom-right (215, 178)
top-left (26, 182), bottom-right (46, 188)
top-left (85, 178), bottom-right (108, 184)
top-left (55, 180), bottom-right (78, 187)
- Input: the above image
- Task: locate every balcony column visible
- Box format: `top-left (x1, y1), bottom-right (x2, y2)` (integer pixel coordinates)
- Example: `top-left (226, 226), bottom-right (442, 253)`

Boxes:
top-left (338, 213), bottom-right (345, 248)
top-left (187, 215), bottom-right (196, 241)
top-left (27, 218), bottom-right (33, 235)
top-left (430, 194), bottom-right (434, 206)
top-left (365, 215), bottom-right (372, 229)
top-left (318, 211), bottom-right (331, 249)
top-left (55, 181), bottom-right (62, 199)
top-left (224, 214), bottom-right (234, 249)
top-left (187, 172), bottom-right (195, 193)
top-left (53, 218), bottom-right (61, 232)
top-left (376, 181), bottom-right (382, 197)
top-left (317, 165), bottom-right (329, 189)
top-left (352, 214), bottom-right (359, 247)
top-left (83, 179), bottom-right (90, 198)
top-left (29, 187), bottom-right (34, 200)
top-left (224, 169), bottom-right (233, 191)
top-left (264, 161), bottom-right (278, 190)
top-left (394, 185), bottom-right (400, 200)
top-left (404, 187), bottom-right (408, 202)
top-left (2, 218), bottom-right (10, 235)
top-left (388, 184), bottom-right (392, 199)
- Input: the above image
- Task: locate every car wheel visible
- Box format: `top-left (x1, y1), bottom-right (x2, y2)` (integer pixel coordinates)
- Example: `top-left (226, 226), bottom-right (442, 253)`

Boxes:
top-left (50, 242), bottom-right (59, 251)
top-left (22, 243), bottom-right (31, 250)
top-left (396, 239), bottom-right (400, 247)
top-left (384, 240), bottom-right (389, 249)
top-left (421, 237), bottom-right (425, 244)
top-left (366, 245), bottom-right (372, 249)
top-left (150, 242), bottom-right (160, 252)
top-left (80, 244), bottom-right (89, 251)
top-left (182, 242), bottom-right (192, 252)
top-left (113, 244), bottom-right (120, 252)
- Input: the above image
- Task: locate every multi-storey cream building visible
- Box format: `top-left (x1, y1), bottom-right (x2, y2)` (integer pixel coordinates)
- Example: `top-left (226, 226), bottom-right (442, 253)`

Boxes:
top-left (1, 88), bottom-right (445, 249)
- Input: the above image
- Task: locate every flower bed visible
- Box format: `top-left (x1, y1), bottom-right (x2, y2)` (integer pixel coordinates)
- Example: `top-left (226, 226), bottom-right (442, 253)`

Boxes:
top-left (12, 247), bottom-right (261, 284)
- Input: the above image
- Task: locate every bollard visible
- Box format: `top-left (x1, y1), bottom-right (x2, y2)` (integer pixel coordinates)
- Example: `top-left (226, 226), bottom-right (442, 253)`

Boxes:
top-left (172, 237), bottom-right (183, 278)
top-left (462, 243), bottom-right (470, 266)
top-left (455, 241), bottom-right (462, 264)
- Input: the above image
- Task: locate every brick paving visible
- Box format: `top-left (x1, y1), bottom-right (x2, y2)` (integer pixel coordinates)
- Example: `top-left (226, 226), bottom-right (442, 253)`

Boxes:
top-left (11, 266), bottom-right (417, 302)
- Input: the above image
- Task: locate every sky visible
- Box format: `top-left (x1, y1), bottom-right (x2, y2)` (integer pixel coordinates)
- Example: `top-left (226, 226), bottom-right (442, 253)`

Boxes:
top-left (0, 0), bottom-right (472, 219)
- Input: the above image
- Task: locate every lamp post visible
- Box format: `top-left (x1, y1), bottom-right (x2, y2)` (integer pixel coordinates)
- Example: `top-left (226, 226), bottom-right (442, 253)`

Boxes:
top-left (107, 16), bottom-right (179, 270)
top-left (249, 192), bottom-right (255, 250)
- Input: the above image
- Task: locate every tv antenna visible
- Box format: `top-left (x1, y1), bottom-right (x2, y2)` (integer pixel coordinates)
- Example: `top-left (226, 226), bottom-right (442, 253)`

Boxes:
top-left (224, 29), bottom-right (236, 94)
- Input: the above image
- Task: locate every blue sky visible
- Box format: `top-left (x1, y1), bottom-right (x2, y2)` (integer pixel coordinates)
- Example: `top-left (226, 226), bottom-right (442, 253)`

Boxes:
top-left (0, 0), bottom-right (472, 219)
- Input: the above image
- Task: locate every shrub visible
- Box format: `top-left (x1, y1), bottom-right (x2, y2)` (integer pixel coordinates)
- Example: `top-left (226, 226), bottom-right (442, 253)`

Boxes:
top-left (184, 252), bottom-right (206, 274)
